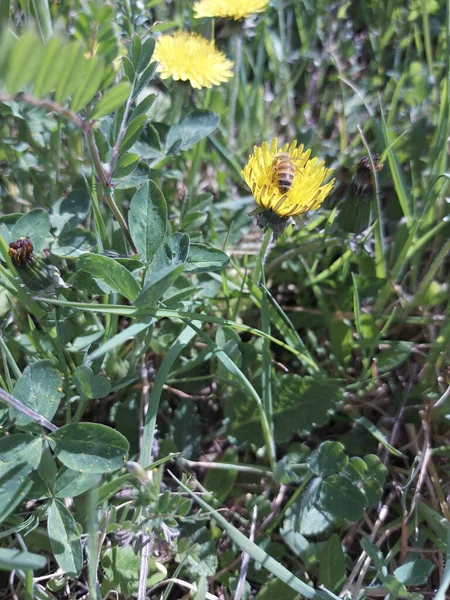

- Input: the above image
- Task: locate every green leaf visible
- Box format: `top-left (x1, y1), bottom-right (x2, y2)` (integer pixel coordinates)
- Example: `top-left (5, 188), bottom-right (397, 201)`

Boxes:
top-left (129, 180), bottom-right (167, 263)
top-left (0, 462), bottom-right (33, 525)
top-left (48, 423), bottom-right (129, 473)
top-left (185, 243), bottom-right (229, 274)
top-left (133, 61), bottom-right (158, 98)
top-left (90, 81), bottom-right (132, 119)
top-left (285, 478), bottom-right (334, 537)
top-left (0, 548), bottom-right (47, 572)
top-left (320, 475), bottom-right (366, 521)
top-left (6, 32), bottom-right (44, 94)
top-left (0, 434), bottom-right (43, 469)
top-left (53, 468), bottom-right (101, 498)
top-left (88, 316), bottom-right (155, 361)
top-left (51, 229), bottom-right (97, 259)
top-left (11, 208), bottom-right (50, 252)
top-left (77, 253), bottom-right (140, 302)
top-left (165, 110), bottom-right (220, 153)
top-left (204, 448), bottom-right (238, 503)
top-left (137, 37), bottom-right (156, 73)
top-left (172, 399), bottom-right (201, 459)
top-left (394, 560), bottom-right (434, 586)
top-left (54, 43), bottom-right (84, 103)
top-left (119, 113), bottom-right (148, 153)
top-left (33, 37), bottom-right (67, 97)
top-left (130, 34), bottom-right (142, 71)
top-left (354, 416), bottom-right (405, 457)
top-left (135, 264), bottom-right (184, 308)
top-left (101, 546), bottom-right (166, 596)
top-left (48, 499), bottom-right (82, 576)
top-left (319, 533), bottom-right (346, 592)
top-left (113, 153), bottom-right (140, 178)
top-left (73, 365), bottom-right (111, 399)
top-left (11, 360), bottom-right (63, 427)
top-left (308, 442), bottom-right (348, 478)
top-left (70, 55), bottom-right (105, 111)
top-left (255, 577), bottom-right (301, 600)
top-left (51, 189), bottom-right (91, 235)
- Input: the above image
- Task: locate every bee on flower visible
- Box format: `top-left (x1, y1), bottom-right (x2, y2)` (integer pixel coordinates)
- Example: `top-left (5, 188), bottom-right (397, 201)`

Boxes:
top-left (241, 139), bottom-right (335, 235)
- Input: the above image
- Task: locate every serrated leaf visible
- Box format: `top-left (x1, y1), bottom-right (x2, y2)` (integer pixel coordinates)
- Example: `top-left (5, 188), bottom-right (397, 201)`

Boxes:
top-left (48, 423), bottom-right (129, 473)
top-left (48, 499), bottom-right (82, 576)
top-left (77, 253), bottom-right (140, 301)
top-left (6, 32), bottom-right (44, 94)
top-left (90, 81), bottom-right (132, 119)
top-left (129, 180), bottom-right (167, 263)
top-left (11, 360), bottom-right (63, 427)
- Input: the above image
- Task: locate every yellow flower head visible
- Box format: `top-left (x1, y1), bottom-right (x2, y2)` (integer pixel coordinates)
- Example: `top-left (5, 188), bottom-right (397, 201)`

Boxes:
top-left (153, 31), bottom-right (233, 89)
top-left (242, 139), bottom-right (335, 218)
top-left (193, 0), bottom-right (270, 20)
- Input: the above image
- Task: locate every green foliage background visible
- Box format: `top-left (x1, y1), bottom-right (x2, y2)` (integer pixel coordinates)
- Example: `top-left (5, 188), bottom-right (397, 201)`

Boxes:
top-left (0, 0), bottom-right (449, 598)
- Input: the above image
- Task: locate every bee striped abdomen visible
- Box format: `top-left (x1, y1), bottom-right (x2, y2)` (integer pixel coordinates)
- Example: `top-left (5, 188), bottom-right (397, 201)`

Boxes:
top-left (273, 153), bottom-right (295, 193)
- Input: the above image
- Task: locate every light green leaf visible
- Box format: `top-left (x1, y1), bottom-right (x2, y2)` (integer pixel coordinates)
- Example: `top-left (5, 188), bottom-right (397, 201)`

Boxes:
top-left (73, 365), bottom-right (111, 399)
top-left (90, 81), bottom-right (132, 119)
top-left (48, 423), bottom-right (129, 473)
top-left (6, 32), bottom-right (44, 94)
top-left (394, 560), bottom-right (434, 586)
top-left (77, 253), bottom-right (141, 302)
top-left (11, 360), bottom-right (63, 427)
top-left (70, 55), bottom-right (105, 111)
top-left (0, 548), bottom-right (47, 572)
top-left (54, 43), bottom-right (84, 103)
top-left (129, 180), bottom-right (167, 264)
top-left (33, 37), bottom-right (66, 97)
top-left (48, 499), bottom-right (82, 576)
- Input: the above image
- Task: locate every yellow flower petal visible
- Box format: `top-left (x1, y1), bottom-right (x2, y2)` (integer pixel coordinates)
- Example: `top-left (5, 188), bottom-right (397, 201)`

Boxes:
top-left (242, 138), bottom-right (335, 218)
top-left (153, 32), bottom-right (233, 89)
top-left (193, 0), bottom-right (270, 20)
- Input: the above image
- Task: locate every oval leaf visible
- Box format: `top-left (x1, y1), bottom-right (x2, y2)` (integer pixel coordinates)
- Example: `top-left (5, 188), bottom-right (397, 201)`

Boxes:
top-left (11, 208), bottom-right (50, 252)
top-left (129, 180), bottom-right (167, 264)
top-left (11, 360), bottom-right (63, 427)
top-left (165, 110), bottom-right (220, 153)
top-left (77, 253), bottom-right (140, 301)
top-left (185, 243), bottom-right (229, 274)
top-left (0, 548), bottom-right (47, 572)
top-left (48, 499), bottom-right (82, 576)
top-left (320, 475), bottom-right (366, 521)
top-left (90, 81), bottom-right (132, 119)
top-left (48, 423), bottom-right (129, 473)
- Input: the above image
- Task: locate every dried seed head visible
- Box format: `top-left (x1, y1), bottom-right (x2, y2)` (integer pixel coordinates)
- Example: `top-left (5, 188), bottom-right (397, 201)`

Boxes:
top-left (8, 237), bottom-right (34, 267)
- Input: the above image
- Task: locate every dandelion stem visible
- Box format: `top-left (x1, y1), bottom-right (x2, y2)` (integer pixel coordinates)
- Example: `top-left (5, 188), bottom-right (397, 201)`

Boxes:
top-left (252, 228), bottom-right (272, 285)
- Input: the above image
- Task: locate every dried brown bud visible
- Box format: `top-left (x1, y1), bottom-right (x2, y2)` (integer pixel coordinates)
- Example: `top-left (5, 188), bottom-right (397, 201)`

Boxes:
top-left (352, 155), bottom-right (383, 199)
top-left (8, 237), bottom-right (34, 267)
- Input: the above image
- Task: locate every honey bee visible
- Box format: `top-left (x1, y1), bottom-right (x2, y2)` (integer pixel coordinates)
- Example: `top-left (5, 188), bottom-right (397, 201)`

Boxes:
top-left (272, 153), bottom-right (305, 194)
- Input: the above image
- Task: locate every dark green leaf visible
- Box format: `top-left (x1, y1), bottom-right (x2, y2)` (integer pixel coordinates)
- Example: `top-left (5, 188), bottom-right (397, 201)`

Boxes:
top-left (185, 243), bottom-right (229, 274)
top-left (319, 533), bottom-right (346, 592)
top-left (90, 81), bottom-right (132, 119)
top-left (0, 462), bottom-right (33, 525)
top-left (48, 499), bottom-right (82, 576)
top-left (204, 448), bottom-right (238, 504)
top-left (135, 264), bottom-right (184, 308)
top-left (51, 189), bottom-right (91, 235)
top-left (73, 365), bottom-right (111, 399)
top-left (130, 34), bottom-right (142, 71)
top-left (11, 208), bottom-right (50, 252)
top-left (119, 114), bottom-right (148, 153)
top-left (308, 441), bottom-right (348, 478)
top-left (284, 478), bottom-right (334, 537)
top-left (0, 434), bottom-right (43, 469)
top-left (11, 360), bottom-right (63, 426)
top-left (48, 422), bottom-right (129, 473)
top-left (173, 399), bottom-right (201, 459)
top-left (129, 180), bottom-right (167, 263)
top-left (113, 153), bottom-right (140, 178)
top-left (255, 578), bottom-right (302, 600)
top-left (165, 110), bottom-right (220, 153)
top-left (133, 61), bottom-right (158, 98)
top-left (77, 253), bottom-right (141, 301)
top-left (54, 468), bottom-right (101, 498)
top-left (137, 37), bottom-right (156, 73)
top-left (320, 475), bottom-right (366, 521)
top-left (51, 229), bottom-right (97, 259)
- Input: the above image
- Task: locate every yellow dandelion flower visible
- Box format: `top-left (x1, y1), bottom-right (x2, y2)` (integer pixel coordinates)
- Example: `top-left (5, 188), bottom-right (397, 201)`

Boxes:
top-left (193, 0), bottom-right (270, 20)
top-left (242, 138), bottom-right (335, 218)
top-left (153, 31), bottom-right (233, 89)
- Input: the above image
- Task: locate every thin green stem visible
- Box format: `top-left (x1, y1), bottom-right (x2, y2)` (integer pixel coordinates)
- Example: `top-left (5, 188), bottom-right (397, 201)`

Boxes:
top-left (252, 229), bottom-right (272, 284)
